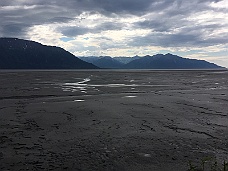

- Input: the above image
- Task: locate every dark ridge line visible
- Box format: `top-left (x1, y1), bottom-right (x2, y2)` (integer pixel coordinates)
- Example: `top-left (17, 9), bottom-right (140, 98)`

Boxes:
top-left (164, 125), bottom-right (218, 139)
top-left (207, 123), bottom-right (228, 128)
top-left (175, 102), bottom-right (227, 116)
top-left (212, 97), bottom-right (228, 102)
top-left (200, 111), bottom-right (227, 117)
top-left (0, 95), bottom-right (57, 100)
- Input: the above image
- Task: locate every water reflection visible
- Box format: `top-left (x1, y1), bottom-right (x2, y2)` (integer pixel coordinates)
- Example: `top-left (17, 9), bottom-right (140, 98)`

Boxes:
top-left (60, 77), bottom-right (170, 93)
top-left (122, 96), bottom-right (137, 98)
top-left (74, 99), bottom-right (85, 102)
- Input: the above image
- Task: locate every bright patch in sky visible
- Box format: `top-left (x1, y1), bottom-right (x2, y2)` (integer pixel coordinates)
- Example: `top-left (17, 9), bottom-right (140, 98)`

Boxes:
top-left (60, 37), bottom-right (74, 42)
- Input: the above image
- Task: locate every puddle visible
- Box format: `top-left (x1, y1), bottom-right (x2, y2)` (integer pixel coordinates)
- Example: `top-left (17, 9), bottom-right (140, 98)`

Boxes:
top-left (81, 91), bottom-right (87, 93)
top-left (122, 96), bottom-right (137, 98)
top-left (63, 89), bottom-right (72, 92)
top-left (77, 78), bottom-right (91, 84)
top-left (138, 153), bottom-right (152, 158)
top-left (74, 100), bottom-right (85, 102)
top-left (208, 86), bottom-right (227, 90)
top-left (106, 84), bottom-right (127, 87)
top-left (63, 78), bottom-right (90, 86)
top-left (143, 154), bottom-right (151, 157)
top-left (59, 77), bottom-right (171, 93)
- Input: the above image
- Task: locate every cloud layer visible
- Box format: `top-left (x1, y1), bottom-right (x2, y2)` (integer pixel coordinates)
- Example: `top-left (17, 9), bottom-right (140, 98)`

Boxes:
top-left (0, 0), bottom-right (227, 67)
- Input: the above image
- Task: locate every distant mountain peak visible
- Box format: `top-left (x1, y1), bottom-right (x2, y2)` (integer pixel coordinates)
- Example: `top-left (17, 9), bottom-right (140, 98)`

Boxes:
top-left (0, 38), bottom-right (98, 69)
top-left (79, 53), bottom-right (223, 69)
top-left (124, 53), bottom-right (223, 69)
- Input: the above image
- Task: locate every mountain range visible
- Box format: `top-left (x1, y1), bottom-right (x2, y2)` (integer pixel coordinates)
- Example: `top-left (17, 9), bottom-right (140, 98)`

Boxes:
top-left (0, 38), bottom-right (224, 69)
top-left (0, 38), bottom-right (98, 69)
top-left (79, 54), bottom-right (223, 69)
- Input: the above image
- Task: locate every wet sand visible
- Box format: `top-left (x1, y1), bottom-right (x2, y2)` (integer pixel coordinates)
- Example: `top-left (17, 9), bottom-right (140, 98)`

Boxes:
top-left (0, 70), bottom-right (228, 171)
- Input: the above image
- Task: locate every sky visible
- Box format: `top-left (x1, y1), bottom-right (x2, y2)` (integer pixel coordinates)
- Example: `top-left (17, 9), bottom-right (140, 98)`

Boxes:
top-left (0, 0), bottom-right (228, 67)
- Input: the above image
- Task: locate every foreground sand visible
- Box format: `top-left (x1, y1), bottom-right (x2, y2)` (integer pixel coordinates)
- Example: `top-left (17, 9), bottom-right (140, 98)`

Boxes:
top-left (0, 70), bottom-right (228, 171)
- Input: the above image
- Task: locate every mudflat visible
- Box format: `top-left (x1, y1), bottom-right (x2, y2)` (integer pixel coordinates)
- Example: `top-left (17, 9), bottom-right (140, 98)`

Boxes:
top-left (0, 70), bottom-right (227, 171)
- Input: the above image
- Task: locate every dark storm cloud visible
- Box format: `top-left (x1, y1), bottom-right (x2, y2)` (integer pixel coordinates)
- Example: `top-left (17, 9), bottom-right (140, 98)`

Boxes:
top-left (78, 0), bottom-right (152, 15)
top-left (0, 23), bottom-right (31, 37)
top-left (135, 20), bottom-right (172, 32)
top-left (95, 22), bottom-right (123, 31)
top-left (0, 0), bottom-right (224, 17)
top-left (48, 17), bottom-right (75, 23)
top-left (67, 0), bottom-right (223, 16)
top-left (129, 24), bottom-right (228, 48)
top-left (0, 0), bottom-right (227, 48)
top-left (134, 13), bottom-right (225, 33)
top-left (0, 4), bottom-right (78, 37)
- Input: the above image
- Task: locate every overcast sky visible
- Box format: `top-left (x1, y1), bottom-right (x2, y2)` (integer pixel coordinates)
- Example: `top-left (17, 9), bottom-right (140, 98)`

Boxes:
top-left (0, 0), bottom-right (227, 67)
